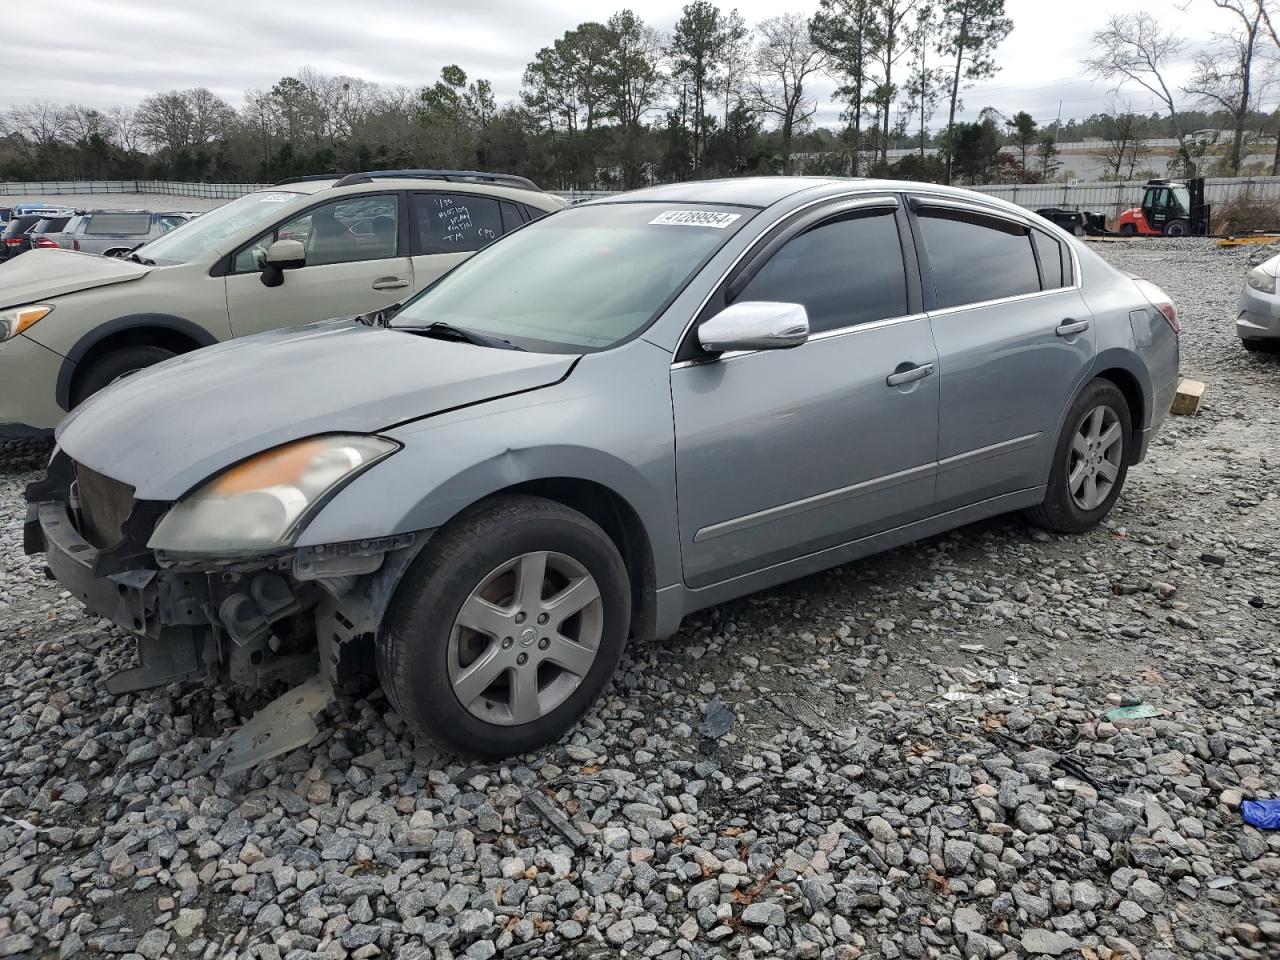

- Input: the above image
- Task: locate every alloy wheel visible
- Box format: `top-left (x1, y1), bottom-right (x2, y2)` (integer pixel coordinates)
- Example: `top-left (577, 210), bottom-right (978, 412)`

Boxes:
top-left (447, 551), bottom-right (603, 726)
top-left (1068, 404), bottom-right (1124, 511)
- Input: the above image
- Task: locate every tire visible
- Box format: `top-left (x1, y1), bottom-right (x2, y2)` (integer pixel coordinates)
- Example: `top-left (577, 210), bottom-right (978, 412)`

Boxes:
top-left (1162, 219), bottom-right (1189, 237)
top-left (72, 345), bottom-right (176, 406)
top-left (1026, 379), bottom-right (1133, 534)
top-left (1119, 223), bottom-right (1138, 237)
top-left (377, 494), bottom-right (631, 758)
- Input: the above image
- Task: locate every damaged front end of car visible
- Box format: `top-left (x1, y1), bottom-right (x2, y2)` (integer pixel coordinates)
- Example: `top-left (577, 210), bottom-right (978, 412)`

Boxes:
top-left (23, 443), bottom-right (426, 773)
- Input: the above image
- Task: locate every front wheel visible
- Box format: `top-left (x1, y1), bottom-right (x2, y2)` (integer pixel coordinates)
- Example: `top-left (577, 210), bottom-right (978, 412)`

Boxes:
top-left (72, 345), bottom-right (176, 406)
top-left (1026, 379), bottom-right (1133, 534)
top-left (377, 495), bottom-right (631, 758)
top-left (1163, 219), bottom-right (1190, 237)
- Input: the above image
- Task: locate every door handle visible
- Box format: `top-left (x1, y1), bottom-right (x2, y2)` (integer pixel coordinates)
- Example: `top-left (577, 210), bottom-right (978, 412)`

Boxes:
top-left (372, 277), bottom-right (410, 291)
top-left (1056, 318), bottom-right (1090, 337)
top-left (885, 362), bottom-right (935, 387)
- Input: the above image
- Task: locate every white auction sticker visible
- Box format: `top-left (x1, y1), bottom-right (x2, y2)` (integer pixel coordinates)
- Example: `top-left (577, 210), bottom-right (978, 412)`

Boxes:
top-left (649, 210), bottom-right (742, 228)
top-left (257, 193), bottom-right (297, 203)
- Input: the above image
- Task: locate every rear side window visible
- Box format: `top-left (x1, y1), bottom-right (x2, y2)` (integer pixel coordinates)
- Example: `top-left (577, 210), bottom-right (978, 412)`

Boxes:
top-left (918, 209), bottom-right (1041, 309)
top-left (415, 193), bottom-right (503, 255)
top-left (84, 213), bottom-right (152, 235)
top-left (731, 210), bottom-right (908, 334)
top-left (1031, 230), bottom-right (1067, 289)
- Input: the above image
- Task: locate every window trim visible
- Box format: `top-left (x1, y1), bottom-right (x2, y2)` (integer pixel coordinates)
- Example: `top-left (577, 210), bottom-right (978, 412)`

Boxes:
top-left (674, 194), bottom-right (910, 362)
top-left (907, 194), bottom-right (1082, 316)
top-left (226, 190), bottom-right (406, 275)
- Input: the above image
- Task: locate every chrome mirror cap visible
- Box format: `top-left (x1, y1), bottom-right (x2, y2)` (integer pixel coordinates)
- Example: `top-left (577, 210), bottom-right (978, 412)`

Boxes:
top-left (697, 301), bottom-right (810, 354)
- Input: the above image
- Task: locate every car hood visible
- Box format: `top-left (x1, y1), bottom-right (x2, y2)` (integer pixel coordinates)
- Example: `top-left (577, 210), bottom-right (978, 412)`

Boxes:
top-left (57, 320), bottom-right (579, 500)
top-left (0, 248), bottom-right (150, 309)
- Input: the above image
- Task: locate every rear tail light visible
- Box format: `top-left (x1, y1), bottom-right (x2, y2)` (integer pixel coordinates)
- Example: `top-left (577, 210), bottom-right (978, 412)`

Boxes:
top-left (33, 237), bottom-right (58, 248)
top-left (3, 237), bottom-right (24, 246)
top-left (1132, 277), bottom-right (1179, 335)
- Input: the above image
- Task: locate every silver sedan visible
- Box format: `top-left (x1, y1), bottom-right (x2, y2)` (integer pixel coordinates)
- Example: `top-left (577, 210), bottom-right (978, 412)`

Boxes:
top-left (1239, 252), bottom-right (1280, 351)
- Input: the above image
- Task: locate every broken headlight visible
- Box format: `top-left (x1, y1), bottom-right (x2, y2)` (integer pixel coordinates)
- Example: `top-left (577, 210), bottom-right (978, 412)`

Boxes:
top-left (0, 304), bottom-right (53, 341)
top-left (147, 435), bottom-right (398, 554)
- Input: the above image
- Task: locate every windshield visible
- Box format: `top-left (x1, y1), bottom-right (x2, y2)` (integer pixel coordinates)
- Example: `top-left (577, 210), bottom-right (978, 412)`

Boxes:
top-left (1169, 187), bottom-right (1191, 217)
top-left (390, 202), bottom-right (753, 351)
top-left (137, 190), bottom-right (307, 264)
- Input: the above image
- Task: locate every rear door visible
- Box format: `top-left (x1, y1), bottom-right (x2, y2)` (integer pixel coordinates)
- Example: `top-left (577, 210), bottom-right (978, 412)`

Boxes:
top-left (910, 198), bottom-right (1095, 510)
top-left (407, 191), bottom-right (514, 291)
top-left (225, 193), bottom-right (412, 337)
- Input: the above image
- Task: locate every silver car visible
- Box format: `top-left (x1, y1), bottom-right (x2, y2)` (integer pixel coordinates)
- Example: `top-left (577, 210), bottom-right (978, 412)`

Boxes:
top-left (26, 177), bottom-right (1180, 766)
top-left (60, 209), bottom-right (193, 256)
top-left (1239, 252), bottom-right (1280, 351)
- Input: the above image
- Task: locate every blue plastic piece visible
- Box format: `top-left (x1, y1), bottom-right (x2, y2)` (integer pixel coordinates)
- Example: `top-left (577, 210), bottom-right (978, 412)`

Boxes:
top-left (1241, 799), bottom-right (1280, 830)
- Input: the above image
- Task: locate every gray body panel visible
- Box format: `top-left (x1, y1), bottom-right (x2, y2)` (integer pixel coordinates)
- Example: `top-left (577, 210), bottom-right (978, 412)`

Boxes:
top-left (671, 317), bottom-right (939, 588)
top-left (56, 320), bottom-right (577, 500)
top-left (46, 177), bottom-right (1179, 645)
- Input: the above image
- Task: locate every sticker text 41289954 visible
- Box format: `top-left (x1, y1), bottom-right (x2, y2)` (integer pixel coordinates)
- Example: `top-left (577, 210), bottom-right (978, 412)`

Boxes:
top-left (649, 210), bottom-right (742, 229)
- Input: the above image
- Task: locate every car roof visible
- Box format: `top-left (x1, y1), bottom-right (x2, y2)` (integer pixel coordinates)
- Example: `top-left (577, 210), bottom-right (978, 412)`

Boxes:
top-left (275, 178), bottom-right (566, 210)
top-left (592, 176), bottom-right (1036, 220)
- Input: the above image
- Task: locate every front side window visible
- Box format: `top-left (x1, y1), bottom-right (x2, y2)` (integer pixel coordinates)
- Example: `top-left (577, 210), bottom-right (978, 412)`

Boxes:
top-left (414, 193), bottom-right (503, 255)
top-left (918, 208), bottom-right (1041, 309)
top-left (391, 202), bottom-right (752, 352)
top-left (234, 195), bottom-right (399, 272)
top-left (138, 190), bottom-right (306, 265)
top-left (730, 210), bottom-right (908, 334)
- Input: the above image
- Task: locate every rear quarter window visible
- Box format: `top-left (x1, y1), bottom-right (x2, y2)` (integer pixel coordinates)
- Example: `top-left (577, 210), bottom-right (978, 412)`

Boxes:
top-left (84, 213), bottom-right (152, 235)
top-left (1031, 230), bottom-right (1067, 289)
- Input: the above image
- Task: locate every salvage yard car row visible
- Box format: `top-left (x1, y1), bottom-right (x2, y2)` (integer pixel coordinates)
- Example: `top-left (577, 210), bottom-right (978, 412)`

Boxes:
top-left (2, 169), bottom-right (1181, 769)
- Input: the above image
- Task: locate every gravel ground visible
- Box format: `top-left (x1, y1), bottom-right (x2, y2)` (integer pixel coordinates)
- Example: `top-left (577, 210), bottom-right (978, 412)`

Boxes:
top-left (1, 238), bottom-right (1278, 960)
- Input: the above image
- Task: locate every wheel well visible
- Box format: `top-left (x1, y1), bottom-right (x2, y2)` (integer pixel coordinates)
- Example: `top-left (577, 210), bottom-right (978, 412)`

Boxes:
top-left (500, 478), bottom-right (657, 643)
top-left (69, 326), bottom-right (203, 402)
top-left (1094, 368), bottom-right (1145, 460)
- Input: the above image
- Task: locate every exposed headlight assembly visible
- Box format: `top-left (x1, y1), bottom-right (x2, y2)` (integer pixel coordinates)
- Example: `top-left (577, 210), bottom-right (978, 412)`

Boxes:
top-left (1247, 266), bottom-right (1277, 295)
top-left (148, 434), bottom-right (398, 554)
top-left (0, 304), bottom-right (53, 341)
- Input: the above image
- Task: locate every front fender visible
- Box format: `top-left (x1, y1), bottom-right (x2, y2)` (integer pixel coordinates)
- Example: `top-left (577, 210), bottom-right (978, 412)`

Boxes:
top-left (295, 342), bottom-right (681, 586)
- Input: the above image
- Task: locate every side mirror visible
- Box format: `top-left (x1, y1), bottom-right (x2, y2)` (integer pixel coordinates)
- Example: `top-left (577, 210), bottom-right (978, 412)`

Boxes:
top-left (698, 301), bottom-right (809, 354)
top-left (260, 239), bottom-right (306, 288)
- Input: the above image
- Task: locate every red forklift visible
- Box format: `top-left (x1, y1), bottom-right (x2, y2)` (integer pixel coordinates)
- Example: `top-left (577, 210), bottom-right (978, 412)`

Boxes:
top-left (1114, 178), bottom-right (1211, 236)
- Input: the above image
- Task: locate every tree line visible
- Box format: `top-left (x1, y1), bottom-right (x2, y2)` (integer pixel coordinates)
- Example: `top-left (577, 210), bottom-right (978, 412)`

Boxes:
top-left (3, 0), bottom-right (1279, 190)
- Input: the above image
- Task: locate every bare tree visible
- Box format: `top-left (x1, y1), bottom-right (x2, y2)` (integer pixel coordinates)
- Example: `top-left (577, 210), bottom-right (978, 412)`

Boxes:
top-left (748, 13), bottom-right (830, 172)
top-left (106, 106), bottom-right (142, 153)
top-left (1085, 13), bottom-right (1193, 174)
top-left (1185, 0), bottom-right (1268, 175)
top-left (1091, 101), bottom-right (1145, 178)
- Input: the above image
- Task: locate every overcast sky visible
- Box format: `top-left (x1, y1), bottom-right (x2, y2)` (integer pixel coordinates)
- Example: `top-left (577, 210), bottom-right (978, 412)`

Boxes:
top-left (4, 0), bottom-right (1262, 130)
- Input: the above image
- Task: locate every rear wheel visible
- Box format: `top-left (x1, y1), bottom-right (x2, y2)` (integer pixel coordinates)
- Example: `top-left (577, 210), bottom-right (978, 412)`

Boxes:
top-left (1163, 219), bottom-right (1190, 237)
top-left (1118, 223), bottom-right (1138, 237)
top-left (377, 495), bottom-right (631, 758)
top-left (1026, 379), bottom-right (1132, 534)
top-left (72, 345), bottom-right (176, 406)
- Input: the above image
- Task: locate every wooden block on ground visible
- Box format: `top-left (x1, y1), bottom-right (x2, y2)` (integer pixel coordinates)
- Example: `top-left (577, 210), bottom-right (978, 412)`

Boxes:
top-left (1170, 378), bottom-right (1205, 416)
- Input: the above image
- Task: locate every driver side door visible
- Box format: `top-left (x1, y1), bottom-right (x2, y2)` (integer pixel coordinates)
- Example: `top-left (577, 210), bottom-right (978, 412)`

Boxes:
top-left (671, 198), bottom-right (940, 589)
top-left (224, 193), bottom-right (413, 337)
